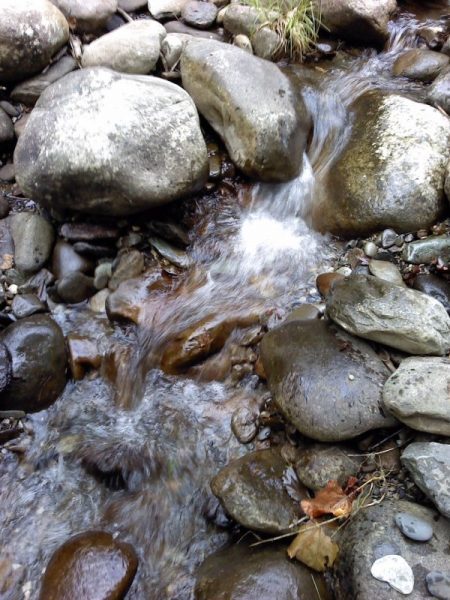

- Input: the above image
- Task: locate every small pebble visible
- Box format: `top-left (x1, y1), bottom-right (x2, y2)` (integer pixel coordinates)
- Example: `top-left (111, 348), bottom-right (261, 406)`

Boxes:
top-left (348, 373), bottom-right (355, 381)
top-left (426, 571), bottom-right (450, 599)
top-left (395, 512), bottom-right (433, 542)
top-left (7, 284), bottom-right (18, 295)
top-left (381, 228), bottom-right (398, 248)
top-left (364, 241), bottom-right (378, 257)
top-left (371, 555), bottom-right (414, 595)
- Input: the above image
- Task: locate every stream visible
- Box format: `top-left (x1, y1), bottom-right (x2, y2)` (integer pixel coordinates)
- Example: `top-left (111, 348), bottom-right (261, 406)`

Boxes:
top-left (1, 5), bottom-right (448, 599)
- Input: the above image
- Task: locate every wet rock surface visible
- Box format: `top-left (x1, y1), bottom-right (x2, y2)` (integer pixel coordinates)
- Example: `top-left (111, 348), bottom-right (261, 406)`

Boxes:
top-left (211, 448), bottom-right (306, 534)
top-left (15, 68), bottom-right (208, 216)
top-left (402, 443), bottom-right (450, 518)
top-left (383, 357), bottom-right (450, 435)
top-left (412, 273), bottom-right (450, 313)
top-left (0, 0), bottom-right (69, 82)
top-left (181, 40), bottom-right (309, 181)
top-left (314, 91), bottom-right (450, 236)
top-left (261, 319), bottom-right (395, 441)
top-left (327, 274), bottom-right (450, 355)
top-left (0, 315), bottom-right (66, 412)
top-left (195, 543), bottom-right (332, 600)
top-left (334, 500), bottom-right (450, 600)
top-left (39, 530), bottom-right (138, 600)
top-left (11, 212), bottom-right (54, 274)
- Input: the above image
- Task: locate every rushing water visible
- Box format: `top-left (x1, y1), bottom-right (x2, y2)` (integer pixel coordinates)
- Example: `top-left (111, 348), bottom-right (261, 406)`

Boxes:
top-left (1, 7), bottom-right (449, 599)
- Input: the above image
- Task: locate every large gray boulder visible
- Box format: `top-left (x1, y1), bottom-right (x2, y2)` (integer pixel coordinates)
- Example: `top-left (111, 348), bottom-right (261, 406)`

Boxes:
top-left (334, 499), bottom-right (450, 600)
top-left (15, 68), bottom-right (208, 216)
top-left (49, 0), bottom-right (118, 32)
top-left (327, 275), bottom-right (450, 355)
top-left (383, 357), bottom-right (450, 436)
top-left (181, 39), bottom-right (309, 181)
top-left (260, 319), bottom-right (395, 442)
top-left (314, 0), bottom-right (397, 46)
top-left (82, 20), bottom-right (166, 74)
top-left (313, 91), bottom-right (450, 237)
top-left (0, 0), bottom-right (69, 82)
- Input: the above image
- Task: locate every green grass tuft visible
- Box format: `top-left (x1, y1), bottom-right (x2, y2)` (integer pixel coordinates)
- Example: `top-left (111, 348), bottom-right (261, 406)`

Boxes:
top-left (244, 0), bottom-right (320, 61)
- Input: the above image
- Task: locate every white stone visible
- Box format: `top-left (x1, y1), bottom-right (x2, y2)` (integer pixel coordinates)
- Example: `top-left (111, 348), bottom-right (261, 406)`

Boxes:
top-left (371, 555), bottom-right (414, 595)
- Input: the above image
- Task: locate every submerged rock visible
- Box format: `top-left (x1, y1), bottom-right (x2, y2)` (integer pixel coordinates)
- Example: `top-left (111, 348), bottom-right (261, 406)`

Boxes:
top-left (393, 48), bottom-right (449, 82)
top-left (334, 500), bottom-right (450, 600)
top-left (314, 91), bottom-right (450, 236)
top-left (15, 68), bottom-right (208, 216)
top-left (49, 0), bottom-right (118, 32)
top-left (0, 315), bottom-right (66, 413)
top-left (210, 448), bottom-right (306, 534)
top-left (383, 357), bottom-right (450, 436)
top-left (314, 0), bottom-right (397, 46)
top-left (326, 275), bottom-right (450, 355)
top-left (402, 442), bottom-right (450, 518)
top-left (260, 319), bottom-right (394, 442)
top-left (195, 543), bottom-right (332, 600)
top-left (0, 0), bottom-right (69, 82)
top-left (82, 20), bottom-right (166, 74)
top-left (181, 39), bottom-right (309, 181)
top-left (39, 530), bottom-right (138, 600)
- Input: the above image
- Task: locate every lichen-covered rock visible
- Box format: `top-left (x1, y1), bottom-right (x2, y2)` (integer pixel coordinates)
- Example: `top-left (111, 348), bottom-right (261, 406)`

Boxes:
top-left (181, 39), bottom-right (309, 181)
top-left (327, 275), bottom-right (450, 355)
top-left (15, 68), bottom-right (208, 216)
top-left (0, 0), bottom-right (69, 82)
top-left (314, 91), bottom-right (450, 237)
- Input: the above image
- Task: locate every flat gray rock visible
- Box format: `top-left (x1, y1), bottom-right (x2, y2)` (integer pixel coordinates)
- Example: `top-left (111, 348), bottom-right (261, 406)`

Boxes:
top-left (50, 0), bottom-right (118, 32)
top-left (182, 1), bottom-right (217, 29)
top-left (327, 274), bottom-right (450, 355)
top-left (383, 357), bottom-right (450, 436)
top-left (426, 571), bottom-right (450, 600)
top-left (15, 68), bottom-right (208, 216)
top-left (402, 443), bottom-right (450, 518)
top-left (260, 319), bottom-right (395, 442)
top-left (402, 235), bottom-right (450, 264)
top-left (11, 55), bottom-right (77, 105)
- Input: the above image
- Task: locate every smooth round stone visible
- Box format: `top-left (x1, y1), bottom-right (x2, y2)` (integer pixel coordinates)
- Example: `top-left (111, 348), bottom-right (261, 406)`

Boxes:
top-left (426, 571), bottom-right (450, 599)
top-left (231, 406), bottom-right (258, 443)
top-left (395, 511), bottom-right (433, 542)
top-left (364, 241), bottom-right (378, 257)
top-left (52, 240), bottom-right (93, 280)
top-left (39, 530), bottom-right (138, 600)
top-left (381, 228), bottom-right (398, 249)
top-left (371, 555), bottom-right (414, 595)
top-left (57, 272), bottom-right (96, 304)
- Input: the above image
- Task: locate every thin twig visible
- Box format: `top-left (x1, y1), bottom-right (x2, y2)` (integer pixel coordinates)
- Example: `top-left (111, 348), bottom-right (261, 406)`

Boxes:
top-left (117, 7), bottom-right (133, 22)
top-left (311, 574), bottom-right (323, 600)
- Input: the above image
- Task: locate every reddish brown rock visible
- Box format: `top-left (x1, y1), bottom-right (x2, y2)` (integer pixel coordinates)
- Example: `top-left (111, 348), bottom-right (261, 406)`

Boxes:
top-left (39, 530), bottom-right (138, 600)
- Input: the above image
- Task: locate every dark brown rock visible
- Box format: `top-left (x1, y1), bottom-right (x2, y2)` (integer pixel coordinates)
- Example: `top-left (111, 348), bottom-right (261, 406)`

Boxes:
top-left (67, 334), bottom-right (102, 380)
top-left (39, 530), bottom-right (138, 600)
top-left (393, 48), bottom-right (449, 82)
top-left (211, 448), bottom-right (307, 534)
top-left (60, 222), bottom-right (120, 242)
top-left (52, 240), bottom-right (94, 279)
top-left (0, 315), bottom-right (66, 412)
top-left (195, 543), bottom-right (332, 600)
top-left (261, 319), bottom-right (395, 441)
top-left (56, 272), bottom-right (96, 303)
top-left (316, 272), bottom-right (345, 298)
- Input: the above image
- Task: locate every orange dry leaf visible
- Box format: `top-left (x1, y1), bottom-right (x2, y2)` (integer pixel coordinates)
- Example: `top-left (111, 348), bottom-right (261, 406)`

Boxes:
top-left (287, 523), bottom-right (339, 572)
top-left (301, 480), bottom-right (353, 519)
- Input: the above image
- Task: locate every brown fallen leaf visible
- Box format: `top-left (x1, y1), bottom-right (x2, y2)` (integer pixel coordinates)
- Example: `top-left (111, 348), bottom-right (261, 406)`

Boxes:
top-left (0, 254), bottom-right (13, 270)
top-left (287, 522), bottom-right (339, 572)
top-left (301, 479), bottom-right (353, 519)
